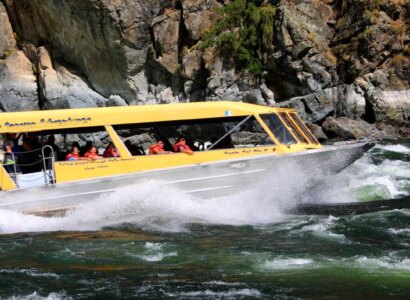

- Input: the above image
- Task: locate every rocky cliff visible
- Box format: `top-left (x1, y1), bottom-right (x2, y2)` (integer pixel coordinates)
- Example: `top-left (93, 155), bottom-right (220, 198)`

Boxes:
top-left (0, 0), bottom-right (409, 140)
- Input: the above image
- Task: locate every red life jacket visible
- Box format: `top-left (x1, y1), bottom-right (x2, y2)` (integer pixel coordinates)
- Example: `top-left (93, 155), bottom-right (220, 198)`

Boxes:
top-left (84, 151), bottom-right (100, 159)
top-left (174, 142), bottom-right (192, 153)
top-left (103, 148), bottom-right (117, 158)
top-left (66, 152), bottom-right (80, 161)
top-left (149, 144), bottom-right (162, 155)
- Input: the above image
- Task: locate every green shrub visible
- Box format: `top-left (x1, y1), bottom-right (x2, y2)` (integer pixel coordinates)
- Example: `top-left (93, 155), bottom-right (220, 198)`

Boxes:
top-left (199, 0), bottom-right (277, 75)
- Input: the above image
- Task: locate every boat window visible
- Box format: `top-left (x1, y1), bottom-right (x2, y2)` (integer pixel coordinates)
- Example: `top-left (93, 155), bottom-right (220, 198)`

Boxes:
top-left (113, 116), bottom-right (274, 154)
top-left (278, 112), bottom-right (310, 144)
top-left (111, 125), bottom-right (159, 155)
top-left (289, 113), bottom-right (319, 144)
top-left (260, 114), bottom-right (297, 145)
top-left (22, 126), bottom-right (114, 162)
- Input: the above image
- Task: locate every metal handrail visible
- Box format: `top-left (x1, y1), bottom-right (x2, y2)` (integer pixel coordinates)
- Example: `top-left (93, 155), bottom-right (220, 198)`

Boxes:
top-left (207, 115), bottom-right (252, 151)
top-left (41, 145), bottom-right (55, 185)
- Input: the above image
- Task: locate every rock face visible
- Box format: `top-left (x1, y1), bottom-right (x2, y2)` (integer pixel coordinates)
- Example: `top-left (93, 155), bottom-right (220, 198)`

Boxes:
top-left (37, 47), bottom-right (107, 109)
top-left (0, 2), bottom-right (15, 55)
top-left (3, 0), bottom-right (175, 103)
top-left (0, 2), bottom-right (38, 111)
top-left (0, 0), bottom-right (408, 139)
top-left (0, 50), bottom-right (38, 111)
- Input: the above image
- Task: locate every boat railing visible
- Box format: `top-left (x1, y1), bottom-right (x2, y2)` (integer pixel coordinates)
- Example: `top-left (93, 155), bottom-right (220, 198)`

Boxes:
top-left (1, 146), bottom-right (56, 188)
top-left (41, 145), bottom-right (56, 185)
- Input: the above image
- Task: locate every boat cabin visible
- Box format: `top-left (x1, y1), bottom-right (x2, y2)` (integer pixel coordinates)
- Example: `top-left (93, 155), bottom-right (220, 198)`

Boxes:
top-left (0, 101), bottom-right (320, 191)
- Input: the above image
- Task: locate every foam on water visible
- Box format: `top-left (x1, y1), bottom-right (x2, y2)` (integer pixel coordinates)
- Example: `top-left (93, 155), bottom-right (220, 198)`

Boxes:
top-left (163, 288), bottom-right (262, 298)
top-left (263, 258), bottom-right (314, 270)
top-left (354, 256), bottom-right (410, 271)
top-left (0, 269), bottom-right (59, 278)
top-left (309, 145), bottom-right (410, 203)
top-left (376, 144), bottom-right (410, 154)
top-left (6, 292), bottom-right (71, 300)
top-left (130, 242), bottom-right (178, 262)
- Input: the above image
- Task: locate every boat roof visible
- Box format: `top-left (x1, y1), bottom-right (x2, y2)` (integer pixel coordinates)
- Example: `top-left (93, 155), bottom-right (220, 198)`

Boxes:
top-left (0, 101), bottom-right (295, 133)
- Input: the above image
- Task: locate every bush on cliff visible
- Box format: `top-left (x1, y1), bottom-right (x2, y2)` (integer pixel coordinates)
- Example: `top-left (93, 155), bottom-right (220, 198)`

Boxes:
top-left (199, 0), bottom-right (276, 75)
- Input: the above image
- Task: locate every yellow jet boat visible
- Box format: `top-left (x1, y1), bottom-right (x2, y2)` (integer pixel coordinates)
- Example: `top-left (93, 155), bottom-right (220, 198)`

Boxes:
top-left (0, 101), bottom-right (374, 215)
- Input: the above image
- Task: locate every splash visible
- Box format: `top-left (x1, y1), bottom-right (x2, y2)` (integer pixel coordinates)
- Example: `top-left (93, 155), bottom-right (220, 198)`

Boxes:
top-left (0, 179), bottom-right (291, 234)
top-left (0, 160), bottom-right (313, 234)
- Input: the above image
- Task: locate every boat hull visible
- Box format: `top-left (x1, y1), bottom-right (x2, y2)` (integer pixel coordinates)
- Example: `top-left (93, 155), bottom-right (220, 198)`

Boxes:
top-left (0, 141), bottom-right (373, 215)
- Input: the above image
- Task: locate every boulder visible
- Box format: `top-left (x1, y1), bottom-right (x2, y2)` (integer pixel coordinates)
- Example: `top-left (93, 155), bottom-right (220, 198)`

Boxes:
top-left (158, 87), bottom-right (176, 104)
top-left (343, 84), bottom-right (366, 119)
top-left (0, 50), bottom-right (38, 111)
top-left (107, 95), bottom-right (128, 107)
top-left (369, 90), bottom-right (410, 127)
top-left (322, 117), bottom-right (377, 139)
top-left (375, 123), bottom-right (410, 140)
top-left (243, 89), bottom-right (265, 106)
top-left (278, 88), bottom-right (335, 122)
top-left (259, 83), bottom-right (275, 104)
top-left (306, 123), bottom-right (328, 141)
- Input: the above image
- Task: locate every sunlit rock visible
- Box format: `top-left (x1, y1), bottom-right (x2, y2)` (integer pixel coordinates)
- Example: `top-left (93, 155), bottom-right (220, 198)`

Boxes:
top-left (0, 51), bottom-right (38, 111)
top-left (38, 47), bottom-right (107, 109)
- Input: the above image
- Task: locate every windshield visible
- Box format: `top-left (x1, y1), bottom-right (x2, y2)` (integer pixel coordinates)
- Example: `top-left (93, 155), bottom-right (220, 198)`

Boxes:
top-left (278, 112), bottom-right (310, 144)
top-left (260, 114), bottom-right (297, 145)
top-left (289, 113), bottom-right (319, 144)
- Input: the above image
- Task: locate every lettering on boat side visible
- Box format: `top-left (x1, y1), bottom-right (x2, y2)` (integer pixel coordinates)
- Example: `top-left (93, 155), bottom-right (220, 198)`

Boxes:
top-left (224, 148), bottom-right (270, 155)
top-left (2, 117), bottom-right (92, 129)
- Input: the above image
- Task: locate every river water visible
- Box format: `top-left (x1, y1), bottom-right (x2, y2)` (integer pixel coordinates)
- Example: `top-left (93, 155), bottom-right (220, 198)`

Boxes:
top-left (0, 142), bottom-right (409, 299)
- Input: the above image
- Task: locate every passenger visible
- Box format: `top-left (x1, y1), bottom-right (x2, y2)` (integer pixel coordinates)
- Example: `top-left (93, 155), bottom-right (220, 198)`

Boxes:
top-left (44, 135), bottom-right (59, 158)
top-left (84, 146), bottom-right (102, 159)
top-left (3, 133), bottom-right (22, 154)
top-left (81, 141), bottom-right (93, 156)
top-left (103, 142), bottom-right (119, 158)
top-left (19, 137), bottom-right (42, 173)
top-left (66, 146), bottom-right (82, 161)
top-left (26, 132), bottom-right (41, 150)
top-left (173, 137), bottom-right (193, 155)
top-left (149, 140), bottom-right (172, 155)
top-left (2, 139), bottom-right (21, 173)
top-left (45, 135), bottom-right (59, 152)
